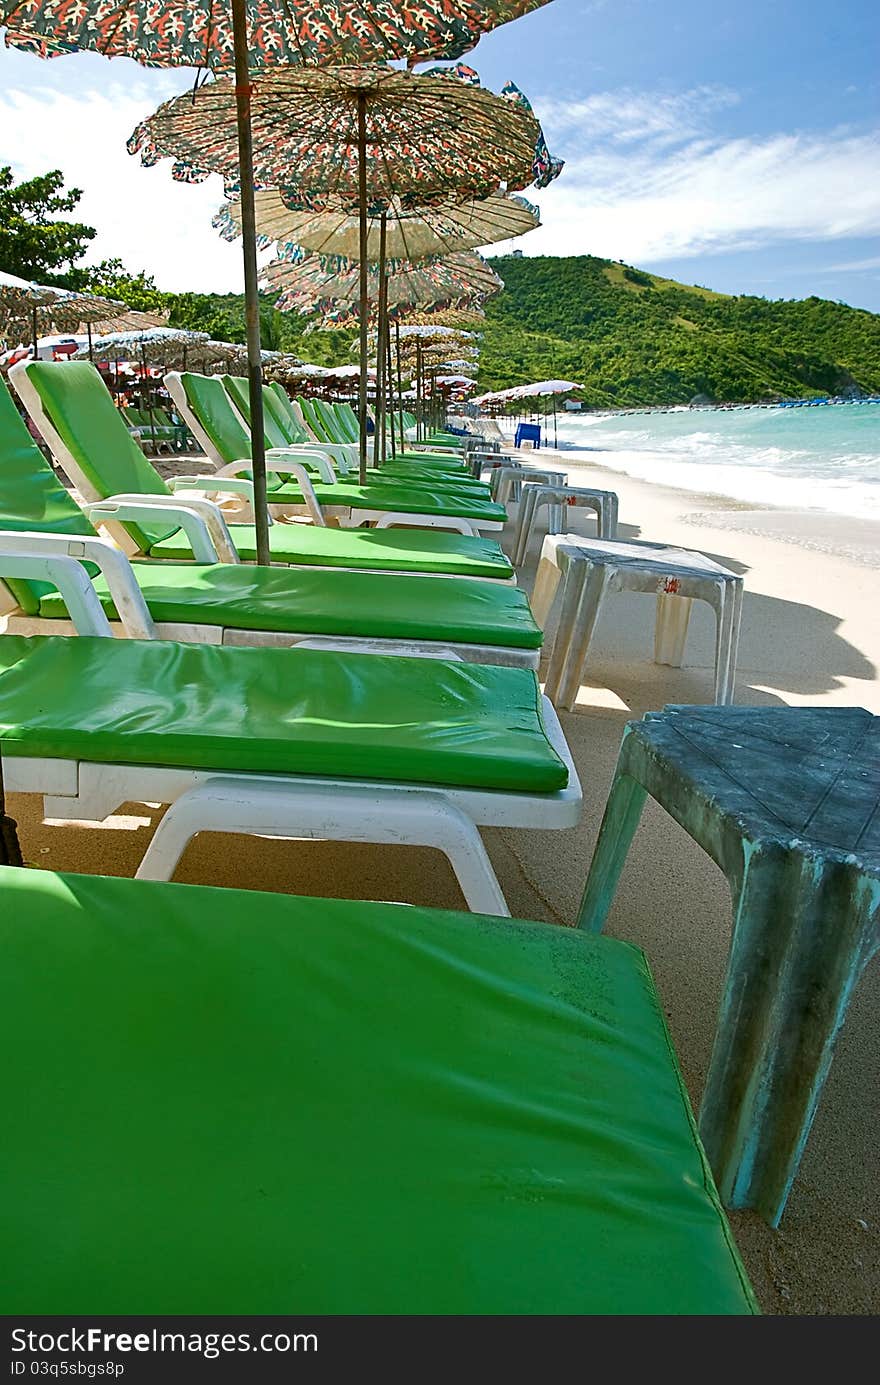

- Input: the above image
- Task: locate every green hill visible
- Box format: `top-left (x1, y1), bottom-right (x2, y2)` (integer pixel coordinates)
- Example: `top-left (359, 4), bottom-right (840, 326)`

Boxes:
top-left (163, 255), bottom-right (880, 408)
top-left (479, 255), bottom-right (880, 406)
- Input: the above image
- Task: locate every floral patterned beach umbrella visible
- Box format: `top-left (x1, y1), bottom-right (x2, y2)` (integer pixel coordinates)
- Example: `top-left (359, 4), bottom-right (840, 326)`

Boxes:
top-left (2, 0), bottom-right (551, 68)
top-left (215, 189), bottom-right (540, 263)
top-left (2, 2), bottom-right (556, 541)
top-left (128, 61), bottom-right (556, 478)
top-left (128, 66), bottom-right (556, 214)
top-left (0, 276), bottom-right (124, 355)
top-left (265, 249), bottom-right (502, 324)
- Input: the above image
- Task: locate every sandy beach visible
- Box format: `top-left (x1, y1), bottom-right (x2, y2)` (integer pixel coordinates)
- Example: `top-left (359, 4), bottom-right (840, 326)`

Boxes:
top-left (6, 448), bottom-right (879, 1315)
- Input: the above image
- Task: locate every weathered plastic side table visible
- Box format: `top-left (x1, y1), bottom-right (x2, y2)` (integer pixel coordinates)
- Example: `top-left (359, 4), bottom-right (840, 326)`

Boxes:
top-left (512, 483), bottom-right (620, 564)
top-left (490, 465), bottom-right (568, 507)
top-left (533, 537), bottom-right (743, 711)
top-left (577, 705), bottom-right (880, 1225)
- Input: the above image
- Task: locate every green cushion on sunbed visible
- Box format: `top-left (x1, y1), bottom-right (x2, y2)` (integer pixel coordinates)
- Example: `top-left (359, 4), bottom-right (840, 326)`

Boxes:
top-left (37, 562), bottom-right (542, 648)
top-left (22, 362), bottom-right (178, 550)
top-left (0, 636), bottom-right (564, 790)
top-left (254, 477), bottom-right (506, 522)
top-left (185, 375), bottom-right (490, 508)
top-left (0, 866), bottom-right (757, 1314)
top-left (147, 520), bottom-right (514, 577)
top-left (0, 379), bottom-right (98, 613)
top-left (222, 374), bottom-right (296, 451)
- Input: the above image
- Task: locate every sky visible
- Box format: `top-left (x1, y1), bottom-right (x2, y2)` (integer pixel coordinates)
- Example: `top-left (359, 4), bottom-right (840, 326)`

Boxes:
top-left (1, 0), bottom-right (878, 308)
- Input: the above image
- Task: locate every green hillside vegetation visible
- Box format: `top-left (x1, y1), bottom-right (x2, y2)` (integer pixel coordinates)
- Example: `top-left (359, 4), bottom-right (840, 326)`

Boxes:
top-left (5, 168), bottom-right (877, 408)
top-left (478, 255), bottom-right (880, 406)
top-left (161, 256), bottom-right (880, 408)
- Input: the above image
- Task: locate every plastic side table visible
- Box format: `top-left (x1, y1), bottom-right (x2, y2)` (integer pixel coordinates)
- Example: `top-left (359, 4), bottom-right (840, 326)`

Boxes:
top-left (577, 705), bottom-right (880, 1225)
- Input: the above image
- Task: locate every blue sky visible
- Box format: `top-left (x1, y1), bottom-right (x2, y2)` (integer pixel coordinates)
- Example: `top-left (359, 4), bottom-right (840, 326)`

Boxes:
top-left (1, 0), bottom-right (878, 308)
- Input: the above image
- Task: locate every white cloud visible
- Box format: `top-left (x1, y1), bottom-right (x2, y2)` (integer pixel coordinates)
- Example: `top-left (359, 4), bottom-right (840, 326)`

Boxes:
top-left (524, 88), bottom-right (880, 263)
top-left (827, 255), bottom-right (880, 272)
top-left (2, 77), bottom-right (245, 292)
top-left (3, 74), bottom-right (879, 289)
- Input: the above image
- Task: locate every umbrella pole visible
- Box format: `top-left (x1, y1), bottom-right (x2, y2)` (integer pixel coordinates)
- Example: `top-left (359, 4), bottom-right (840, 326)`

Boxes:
top-left (232, 0), bottom-right (270, 567)
top-left (87, 322), bottom-right (94, 364)
top-left (374, 213), bottom-right (387, 468)
top-left (142, 345), bottom-right (157, 453)
top-left (386, 316), bottom-right (396, 462)
top-left (356, 90), bottom-right (369, 486)
top-left (395, 321), bottom-right (404, 449)
top-left (31, 305), bottom-right (37, 361)
top-left (554, 397), bottom-right (558, 449)
top-left (416, 340), bottom-right (423, 442)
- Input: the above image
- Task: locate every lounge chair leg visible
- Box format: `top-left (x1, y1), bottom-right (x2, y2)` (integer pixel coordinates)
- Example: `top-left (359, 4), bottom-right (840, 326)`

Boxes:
top-left (135, 778), bottom-right (511, 916)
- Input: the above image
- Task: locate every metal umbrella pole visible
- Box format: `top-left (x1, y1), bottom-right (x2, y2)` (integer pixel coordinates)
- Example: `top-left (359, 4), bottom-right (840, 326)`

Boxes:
top-left (372, 213), bottom-right (387, 469)
top-left (385, 316), bottom-right (396, 462)
top-left (87, 321), bottom-right (94, 363)
top-left (416, 339), bottom-right (423, 441)
top-left (140, 344), bottom-right (157, 453)
top-left (31, 304), bottom-right (38, 361)
top-left (231, 0), bottom-right (270, 566)
top-left (356, 89), bottom-right (369, 486)
top-left (395, 320), bottom-right (404, 449)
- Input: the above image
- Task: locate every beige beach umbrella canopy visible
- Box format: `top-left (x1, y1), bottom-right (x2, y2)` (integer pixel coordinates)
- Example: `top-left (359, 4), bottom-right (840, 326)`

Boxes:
top-left (128, 63), bottom-right (555, 481)
top-left (2, 0), bottom-right (553, 562)
top-left (265, 249), bottom-right (503, 325)
top-left (215, 189), bottom-right (540, 264)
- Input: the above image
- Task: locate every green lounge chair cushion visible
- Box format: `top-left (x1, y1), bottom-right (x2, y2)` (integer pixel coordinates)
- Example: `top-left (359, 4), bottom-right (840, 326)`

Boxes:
top-left (38, 562), bottom-right (543, 649)
top-left (222, 374), bottom-right (299, 451)
top-left (22, 362), bottom-right (178, 550)
top-left (0, 378), bottom-right (98, 613)
top-left (257, 478), bottom-right (506, 522)
top-left (148, 521), bottom-right (514, 578)
top-left (0, 866), bottom-right (757, 1314)
top-left (0, 636), bottom-right (564, 790)
top-left (184, 376), bottom-right (487, 505)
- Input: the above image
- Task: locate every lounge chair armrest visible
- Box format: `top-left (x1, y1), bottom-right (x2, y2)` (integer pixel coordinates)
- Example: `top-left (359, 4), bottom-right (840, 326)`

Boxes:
top-left (0, 530), bottom-right (156, 639)
top-left (215, 460), bottom-right (326, 527)
top-left (83, 495), bottom-right (237, 565)
top-left (282, 448), bottom-right (350, 481)
top-left (171, 475), bottom-right (257, 503)
top-left (266, 447), bottom-right (339, 482)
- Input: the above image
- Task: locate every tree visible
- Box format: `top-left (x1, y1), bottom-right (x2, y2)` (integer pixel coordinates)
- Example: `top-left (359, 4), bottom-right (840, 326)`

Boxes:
top-left (75, 257), bottom-right (167, 313)
top-left (0, 166), bottom-right (96, 283)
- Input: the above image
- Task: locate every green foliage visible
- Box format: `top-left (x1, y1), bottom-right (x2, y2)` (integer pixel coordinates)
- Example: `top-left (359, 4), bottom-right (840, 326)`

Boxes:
top-left (0, 166), bottom-right (95, 283)
top-left (74, 257), bottom-right (167, 313)
top-left (481, 256), bottom-right (880, 405)
top-left (165, 290), bottom-right (357, 363)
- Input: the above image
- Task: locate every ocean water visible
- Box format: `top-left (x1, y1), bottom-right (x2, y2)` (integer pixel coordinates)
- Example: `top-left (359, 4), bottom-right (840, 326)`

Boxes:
top-left (546, 403), bottom-right (880, 521)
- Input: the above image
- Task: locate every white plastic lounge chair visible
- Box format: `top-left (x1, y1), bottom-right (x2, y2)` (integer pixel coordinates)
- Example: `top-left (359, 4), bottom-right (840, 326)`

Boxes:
top-left (166, 371), bottom-right (505, 535)
top-left (0, 633), bottom-right (580, 914)
top-left (10, 361), bottom-right (515, 579)
top-left (0, 380), bottom-right (540, 666)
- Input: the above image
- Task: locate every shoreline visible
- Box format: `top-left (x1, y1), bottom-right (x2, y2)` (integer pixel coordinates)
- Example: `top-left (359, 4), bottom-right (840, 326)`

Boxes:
top-left (507, 438), bottom-right (880, 568)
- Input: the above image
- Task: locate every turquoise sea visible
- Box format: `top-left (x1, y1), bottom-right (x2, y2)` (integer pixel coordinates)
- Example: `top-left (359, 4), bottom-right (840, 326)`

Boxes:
top-left (550, 402), bottom-right (880, 521)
